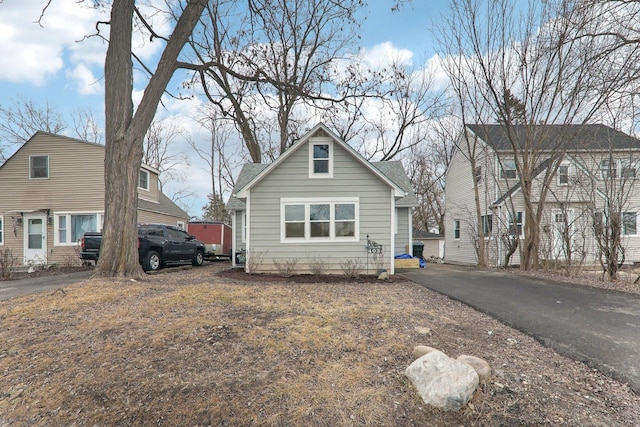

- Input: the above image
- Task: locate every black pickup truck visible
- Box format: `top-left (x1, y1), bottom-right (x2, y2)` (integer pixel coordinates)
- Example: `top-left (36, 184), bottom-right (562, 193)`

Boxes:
top-left (80, 224), bottom-right (205, 271)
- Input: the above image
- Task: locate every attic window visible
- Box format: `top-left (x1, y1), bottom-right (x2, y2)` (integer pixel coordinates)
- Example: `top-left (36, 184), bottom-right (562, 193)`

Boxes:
top-left (30, 155), bottom-right (49, 179)
top-left (310, 142), bottom-right (333, 178)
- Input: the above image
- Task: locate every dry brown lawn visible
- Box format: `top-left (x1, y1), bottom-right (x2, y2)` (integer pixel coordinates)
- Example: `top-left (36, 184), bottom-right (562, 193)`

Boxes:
top-left (1, 263), bottom-right (639, 426)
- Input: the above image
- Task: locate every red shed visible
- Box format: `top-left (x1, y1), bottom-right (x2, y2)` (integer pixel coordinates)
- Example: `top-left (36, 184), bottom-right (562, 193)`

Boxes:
top-left (187, 221), bottom-right (233, 259)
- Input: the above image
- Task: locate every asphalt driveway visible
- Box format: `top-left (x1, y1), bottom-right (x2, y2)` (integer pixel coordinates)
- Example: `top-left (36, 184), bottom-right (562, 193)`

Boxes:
top-left (400, 263), bottom-right (640, 394)
top-left (0, 271), bottom-right (93, 301)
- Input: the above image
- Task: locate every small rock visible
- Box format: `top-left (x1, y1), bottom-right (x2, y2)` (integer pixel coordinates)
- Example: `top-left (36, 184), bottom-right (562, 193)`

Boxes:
top-left (412, 345), bottom-right (437, 359)
top-left (377, 270), bottom-right (389, 280)
top-left (457, 355), bottom-right (491, 382)
top-left (414, 326), bottom-right (432, 336)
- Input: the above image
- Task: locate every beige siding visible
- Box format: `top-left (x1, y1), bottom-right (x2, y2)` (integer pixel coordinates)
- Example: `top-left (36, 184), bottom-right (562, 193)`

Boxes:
top-left (247, 136), bottom-right (395, 274)
top-left (0, 133), bottom-right (181, 267)
top-left (137, 209), bottom-right (185, 227)
top-left (137, 165), bottom-right (160, 202)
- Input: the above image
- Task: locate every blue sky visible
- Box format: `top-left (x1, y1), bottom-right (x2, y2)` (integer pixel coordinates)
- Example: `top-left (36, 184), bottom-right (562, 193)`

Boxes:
top-left (0, 0), bottom-right (450, 216)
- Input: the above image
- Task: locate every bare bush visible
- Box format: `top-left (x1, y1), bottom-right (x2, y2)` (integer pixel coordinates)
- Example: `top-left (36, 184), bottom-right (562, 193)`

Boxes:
top-left (307, 256), bottom-right (328, 276)
top-left (340, 258), bottom-right (363, 279)
top-left (0, 247), bottom-right (19, 279)
top-left (273, 258), bottom-right (299, 278)
top-left (246, 249), bottom-right (265, 274)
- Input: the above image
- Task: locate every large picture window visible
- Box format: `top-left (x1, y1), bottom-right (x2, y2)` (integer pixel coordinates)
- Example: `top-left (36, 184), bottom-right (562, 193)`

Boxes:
top-left (282, 198), bottom-right (358, 241)
top-left (55, 212), bottom-right (104, 245)
top-left (30, 155), bottom-right (49, 179)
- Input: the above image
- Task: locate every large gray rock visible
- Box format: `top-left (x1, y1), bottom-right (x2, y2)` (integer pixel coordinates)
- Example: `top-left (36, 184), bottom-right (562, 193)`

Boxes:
top-left (405, 350), bottom-right (479, 411)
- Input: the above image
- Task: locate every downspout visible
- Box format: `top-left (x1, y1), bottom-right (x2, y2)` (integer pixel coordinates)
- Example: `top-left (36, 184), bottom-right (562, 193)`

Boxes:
top-left (390, 188), bottom-right (396, 275)
top-left (231, 209), bottom-right (237, 268)
top-left (245, 193), bottom-right (251, 273)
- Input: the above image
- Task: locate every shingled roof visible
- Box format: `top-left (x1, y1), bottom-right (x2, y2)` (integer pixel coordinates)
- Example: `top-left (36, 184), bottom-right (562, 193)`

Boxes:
top-left (466, 124), bottom-right (640, 151)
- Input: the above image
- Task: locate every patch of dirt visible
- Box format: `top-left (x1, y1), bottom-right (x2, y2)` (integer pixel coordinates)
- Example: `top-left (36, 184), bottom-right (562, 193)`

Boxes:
top-left (0, 262), bottom-right (638, 426)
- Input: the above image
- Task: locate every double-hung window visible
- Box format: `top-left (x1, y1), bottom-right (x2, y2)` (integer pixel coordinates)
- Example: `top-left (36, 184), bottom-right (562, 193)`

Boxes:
top-left (0, 216), bottom-right (3, 245)
top-left (557, 164), bottom-right (569, 185)
top-left (621, 160), bottom-right (637, 179)
top-left (481, 214), bottom-right (492, 237)
top-left (30, 155), bottom-right (49, 179)
top-left (309, 142), bottom-right (333, 177)
top-left (139, 169), bottom-right (150, 190)
top-left (453, 219), bottom-right (461, 240)
top-left (55, 212), bottom-right (104, 245)
top-left (508, 211), bottom-right (524, 238)
top-left (500, 159), bottom-right (517, 179)
top-left (600, 159), bottom-right (618, 179)
top-left (282, 198), bottom-right (357, 241)
top-left (623, 212), bottom-right (637, 235)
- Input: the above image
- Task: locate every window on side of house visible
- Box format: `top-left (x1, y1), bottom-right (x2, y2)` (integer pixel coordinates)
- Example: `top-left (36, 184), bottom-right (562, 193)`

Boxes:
top-left (454, 219), bottom-right (461, 240)
top-left (508, 211), bottom-right (524, 238)
top-left (557, 164), bottom-right (569, 185)
top-left (600, 159), bottom-right (618, 179)
top-left (309, 142), bottom-right (333, 177)
top-left (474, 166), bottom-right (482, 183)
top-left (282, 199), bottom-right (358, 241)
top-left (55, 213), bottom-right (103, 245)
top-left (30, 155), bottom-right (49, 179)
top-left (621, 160), bottom-right (637, 179)
top-left (177, 221), bottom-right (185, 230)
top-left (623, 212), bottom-right (637, 235)
top-left (481, 214), bottom-right (492, 237)
top-left (139, 169), bottom-right (150, 190)
top-left (0, 216), bottom-right (3, 245)
top-left (500, 159), bottom-right (517, 179)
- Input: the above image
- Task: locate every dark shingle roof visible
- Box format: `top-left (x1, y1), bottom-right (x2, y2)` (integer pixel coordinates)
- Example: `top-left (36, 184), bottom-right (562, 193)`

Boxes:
top-left (466, 124), bottom-right (640, 151)
top-left (138, 192), bottom-right (189, 219)
top-left (372, 161), bottom-right (418, 207)
top-left (226, 164), bottom-right (268, 211)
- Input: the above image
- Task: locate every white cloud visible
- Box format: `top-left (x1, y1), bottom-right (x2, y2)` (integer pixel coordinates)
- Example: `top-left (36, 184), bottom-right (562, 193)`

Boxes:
top-left (0, 0), bottom-right (104, 86)
top-left (66, 64), bottom-right (102, 95)
top-left (358, 42), bottom-right (414, 69)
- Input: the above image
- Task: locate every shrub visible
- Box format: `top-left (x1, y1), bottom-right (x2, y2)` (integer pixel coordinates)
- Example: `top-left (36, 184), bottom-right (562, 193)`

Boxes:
top-left (274, 258), bottom-right (299, 278)
top-left (246, 249), bottom-right (265, 274)
top-left (340, 258), bottom-right (363, 279)
top-left (0, 247), bottom-right (19, 280)
top-left (307, 256), bottom-right (328, 276)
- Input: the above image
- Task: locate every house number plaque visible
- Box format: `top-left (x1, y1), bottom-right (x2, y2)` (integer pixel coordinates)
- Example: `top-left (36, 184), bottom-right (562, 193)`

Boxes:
top-left (366, 236), bottom-right (383, 254)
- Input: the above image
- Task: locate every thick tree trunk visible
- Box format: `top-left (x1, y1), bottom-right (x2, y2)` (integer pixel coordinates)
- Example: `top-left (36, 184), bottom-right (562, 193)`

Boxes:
top-left (94, 0), bottom-right (206, 278)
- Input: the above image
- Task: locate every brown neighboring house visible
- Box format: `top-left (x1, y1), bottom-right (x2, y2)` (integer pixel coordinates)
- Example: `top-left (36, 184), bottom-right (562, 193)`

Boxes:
top-left (0, 131), bottom-right (189, 266)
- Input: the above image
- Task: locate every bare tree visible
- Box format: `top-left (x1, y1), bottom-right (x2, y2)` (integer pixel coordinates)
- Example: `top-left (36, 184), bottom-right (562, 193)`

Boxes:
top-left (439, 0), bottom-right (635, 270)
top-left (142, 118), bottom-right (189, 189)
top-left (95, 0), bottom-right (206, 279)
top-left (180, 0), bottom-right (369, 163)
top-left (71, 107), bottom-right (104, 144)
top-left (0, 96), bottom-right (66, 160)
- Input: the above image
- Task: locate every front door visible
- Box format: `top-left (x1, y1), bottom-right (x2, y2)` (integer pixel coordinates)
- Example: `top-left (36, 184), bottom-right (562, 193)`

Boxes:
top-left (24, 214), bottom-right (47, 265)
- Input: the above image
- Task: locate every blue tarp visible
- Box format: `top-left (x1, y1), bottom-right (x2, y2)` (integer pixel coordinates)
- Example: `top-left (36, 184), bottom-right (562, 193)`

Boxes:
top-left (395, 253), bottom-right (425, 268)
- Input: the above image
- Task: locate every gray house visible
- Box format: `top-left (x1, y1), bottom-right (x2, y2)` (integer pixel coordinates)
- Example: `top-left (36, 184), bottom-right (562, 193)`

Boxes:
top-left (445, 123), bottom-right (640, 267)
top-left (226, 123), bottom-right (418, 275)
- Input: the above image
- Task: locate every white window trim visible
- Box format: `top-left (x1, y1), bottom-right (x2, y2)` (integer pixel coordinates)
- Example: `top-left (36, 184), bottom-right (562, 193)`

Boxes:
top-left (177, 221), bottom-right (185, 230)
top-left (508, 211), bottom-right (525, 239)
top-left (500, 159), bottom-right (517, 180)
top-left (0, 215), bottom-right (3, 245)
top-left (557, 163), bottom-right (570, 186)
top-left (242, 211), bottom-right (247, 243)
top-left (453, 219), bottom-right (461, 240)
top-left (54, 211), bottom-right (104, 245)
top-left (622, 211), bottom-right (638, 236)
top-left (138, 169), bottom-right (150, 191)
top-left (308, 141), bottom-right (333, 178)
top-left (280, 197), bottom-right (359, 243)
top-left (481, 214), bottom-right (493, 239)
top-left (29, 155), bottom-right (49, 179)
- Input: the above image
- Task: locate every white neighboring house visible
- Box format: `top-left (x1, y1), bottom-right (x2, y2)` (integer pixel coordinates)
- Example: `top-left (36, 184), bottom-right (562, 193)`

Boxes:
top-left (226, 123), bottom-right (418, 275)
top-left (445, 124), bottom-right (640, 267)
